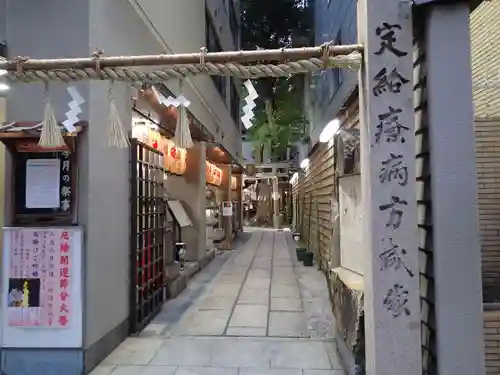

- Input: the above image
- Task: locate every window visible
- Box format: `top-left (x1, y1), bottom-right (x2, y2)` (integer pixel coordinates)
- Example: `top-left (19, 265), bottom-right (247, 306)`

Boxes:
top-left (332, 30), bottom-right (343, 91)
top-left (318, 72), bottom-right (329, 109)
top-left (0, 42), bottom-right (6, 58)
top-left (228, 0), bottom-right (239, 48)
top-left (230, 79), bottom-right (240, 127)
top-left (206, 10), bottom-right (227, 99)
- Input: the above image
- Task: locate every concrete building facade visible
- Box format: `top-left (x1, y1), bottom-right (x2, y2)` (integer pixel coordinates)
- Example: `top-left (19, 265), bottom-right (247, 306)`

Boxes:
top-left (309, 0), bottom-right (357, 144)
top-left (0, 0), bottom-right (241, 374)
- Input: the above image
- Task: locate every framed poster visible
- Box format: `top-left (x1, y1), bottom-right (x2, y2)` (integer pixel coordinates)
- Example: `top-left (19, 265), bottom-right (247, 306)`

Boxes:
top-left (13, 148), bottom-right (75, 224)
top-left (1, 227), bottom-right (83, 348)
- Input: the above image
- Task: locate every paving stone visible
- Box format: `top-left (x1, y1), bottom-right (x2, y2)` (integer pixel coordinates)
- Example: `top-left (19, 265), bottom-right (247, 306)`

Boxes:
top-left (210, 339), bottom-right (271, 367)
top-left (238, 290), bottom-right (270, 305)
top-left (198, 296), bottom-right (236, 310)
top-left (271, 277), bottom-right (298, 286)
top-left (101, 338), bottom-right (163, 366)
top-left (244, 278), bottom-right (271, 289)
top-left (229, 305), bottom-right (268, 327)
top-left (174, 367), bottom-right (238, 375)
top-left (268, 341), bottom-right (332, 369)
top-left (150, 339), bottom-right (213, 366)
top-left (272, 270), bottom-right (295, 278)
top-left (89, 365), bottom-right (116, 375)
top-left (137, 323), bottom-right (168, 338)
top-left (209, 284), bottom-right (241, 297)
top-left (239, 369), bottom-right (302, 375)
top-left (216, 275), bottom-right (246, 284)
top-left (109, 365), bottom-right (177, 375)
top-left (270, 298), bottom-right (303, 311)
top-left (268, 312), bottom-right (309, 338)
top-left (273, 260), bottom-right (293, 267)
top-left (225, 327), bottom-right (267, 337)
top-left (252, 258), bottom-right (272, 269)
top-left (247, 269), bottom-right (271, 279)
top-left (174, 309), bottom-right (231, 335)
top-left (271, 284), bottom-right (300, 298)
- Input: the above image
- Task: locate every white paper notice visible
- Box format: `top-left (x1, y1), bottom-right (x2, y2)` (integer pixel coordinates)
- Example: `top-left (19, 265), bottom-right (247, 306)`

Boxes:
top-left (25, 159), bottom-right (61, 209)
top-left (222, 201), bottom-right (233, 217)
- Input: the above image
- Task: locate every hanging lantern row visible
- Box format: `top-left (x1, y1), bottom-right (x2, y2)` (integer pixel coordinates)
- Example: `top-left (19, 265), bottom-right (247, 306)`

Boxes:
top-left (16, 79), bottom-right (194, 150)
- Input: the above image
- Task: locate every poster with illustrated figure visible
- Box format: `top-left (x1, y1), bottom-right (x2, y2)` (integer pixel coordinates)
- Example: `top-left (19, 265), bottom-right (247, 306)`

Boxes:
top-left (7, 228), bottom-right (72, 328)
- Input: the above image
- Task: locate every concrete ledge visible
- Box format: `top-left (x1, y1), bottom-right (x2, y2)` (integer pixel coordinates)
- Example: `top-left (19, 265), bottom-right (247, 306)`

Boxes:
top-left (167, 249), bottom-right (216, 299)
top-left (2, 349), bottom-right (83, 375)
top-left (336, 326), bottom-right (365, 375)
top-left (0, 316), bottom-right (129, 375)
top-left (330, 267), bottom-right (365, 375)
top-left (84, 317), bottom-right (129, 372)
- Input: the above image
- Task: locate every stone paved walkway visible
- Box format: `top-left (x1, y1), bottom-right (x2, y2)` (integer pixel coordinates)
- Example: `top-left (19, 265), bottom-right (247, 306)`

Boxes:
top-left (91, 228), bottom-right (343, 375)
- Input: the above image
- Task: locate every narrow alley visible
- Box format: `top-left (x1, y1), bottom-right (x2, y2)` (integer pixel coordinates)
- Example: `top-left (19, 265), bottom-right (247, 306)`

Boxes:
top-left (91, 229), bottom-right (343, 375)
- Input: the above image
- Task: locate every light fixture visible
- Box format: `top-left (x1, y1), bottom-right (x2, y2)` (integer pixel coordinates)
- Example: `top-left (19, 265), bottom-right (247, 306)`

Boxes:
top-left (319, 118), bottom-right (340, 143)
top-left (300, 158), bottom-right (310, 169)
top-left (0, 82), bottom-right (9, 92)
top-left (289, 172), bottom-right (299, 184)
top-left (0, 56), bottom-right (6, 77)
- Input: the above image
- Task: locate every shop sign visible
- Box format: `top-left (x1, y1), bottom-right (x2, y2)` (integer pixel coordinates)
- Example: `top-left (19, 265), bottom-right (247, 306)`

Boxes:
top-left (132, 123), bottom-right (187, 175)
top-left (231, 176), bottom-right (237, 190)
top-left (147, 128), bottom-right (162, 151)
top-left (205, 161), bottom-right (222, 186)
top-left (163, 139), bottom-right (187, 175)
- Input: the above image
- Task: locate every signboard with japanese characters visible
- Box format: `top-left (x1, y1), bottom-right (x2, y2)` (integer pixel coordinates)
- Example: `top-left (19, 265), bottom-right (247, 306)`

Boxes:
top-left (358, 0), bottom-right (422, 373)
top-left (132, 125), bottom-right (187, 175)
top-left (163, 139), bottom-right (187, 175)
top-left (205, 161), bottom-right (222, 186)
top-left (1, 227), bottom-right (83, 348)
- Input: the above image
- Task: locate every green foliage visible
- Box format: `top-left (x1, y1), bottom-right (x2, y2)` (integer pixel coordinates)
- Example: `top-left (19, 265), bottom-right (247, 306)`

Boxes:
top-left (241, 0), bottom-right (312, 161)
top-left (246, 96), bottom-right (307, 161)
top-left (241, 0), bottom-right (312, 50)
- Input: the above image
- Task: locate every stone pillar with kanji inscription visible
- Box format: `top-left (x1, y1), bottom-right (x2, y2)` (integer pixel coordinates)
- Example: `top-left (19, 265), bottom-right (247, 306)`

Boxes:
top-left (357, 0), bottom-right (422, 374)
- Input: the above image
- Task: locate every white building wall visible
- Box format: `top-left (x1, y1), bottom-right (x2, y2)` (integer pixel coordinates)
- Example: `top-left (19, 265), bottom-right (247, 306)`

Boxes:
top-left (128, 0), bottom-right (241, 157)
top-left (2, 0), bottom-right (241, 359)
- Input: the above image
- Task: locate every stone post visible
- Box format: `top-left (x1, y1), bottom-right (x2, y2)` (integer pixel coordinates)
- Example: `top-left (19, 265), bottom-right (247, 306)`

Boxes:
top-left (220, 164), bottom-right (233, 250)
top-left (236, 173), bottom-right (244, 231)
top-left (272, 167), bottom-right (280, 229)
top-left (426, 5), bottom-right (485, 374)
top-left (357, 0), bottom-right (422, 373)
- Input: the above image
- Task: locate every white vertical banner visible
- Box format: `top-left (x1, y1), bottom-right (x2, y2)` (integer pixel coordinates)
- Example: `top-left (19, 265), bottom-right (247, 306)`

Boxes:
top-left (358, 0), bottom-right (422, 374)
